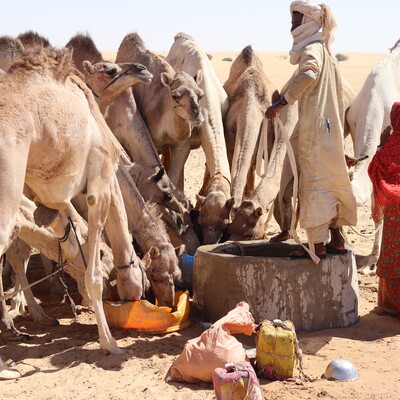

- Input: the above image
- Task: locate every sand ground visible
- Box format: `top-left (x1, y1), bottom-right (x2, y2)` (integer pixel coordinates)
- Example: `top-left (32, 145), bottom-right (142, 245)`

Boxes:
top-left (1, 51), bottom-right (399, 400)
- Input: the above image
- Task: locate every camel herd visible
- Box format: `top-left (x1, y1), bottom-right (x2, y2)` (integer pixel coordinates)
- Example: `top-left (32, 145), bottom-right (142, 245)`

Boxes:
top-left (0, 30), bottom-right (399, 376)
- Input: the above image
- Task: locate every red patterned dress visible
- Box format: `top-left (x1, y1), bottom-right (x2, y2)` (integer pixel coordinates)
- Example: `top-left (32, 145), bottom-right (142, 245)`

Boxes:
top-left (368, 102), bottom-right (400, 315)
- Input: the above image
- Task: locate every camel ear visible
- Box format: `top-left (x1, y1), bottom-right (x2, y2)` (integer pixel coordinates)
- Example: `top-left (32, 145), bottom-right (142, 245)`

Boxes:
top-left (225, 197), bottom-right (235, 211)
top-left (254, 207), bottom-right (264, 217)
top-left (195, 194), bottom-right (206, 208)
top-left (141, 252), bottom-right (152, 271)
top-left (82, 60), bottom-right (94, 74)
top-left (175, 244), bottom-right (185, 258)
top-left (149, 246), bottom-right (160, 259)
top-left (194, 69), bottom-right (203, 85)
top-left (229, 205), bottom-right (238, 220)
top-left (152, 166), bottom-right (165, 182)
top-left (160, 72), bottom-right (173, 87)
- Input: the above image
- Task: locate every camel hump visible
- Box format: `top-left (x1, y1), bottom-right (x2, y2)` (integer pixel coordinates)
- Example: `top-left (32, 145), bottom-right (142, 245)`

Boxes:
top-left (66, 33), bottom-right (103, 71)
top-left (17, 30), bottom-right (51, 49)
top-left (123, 33), bottom-right (147, 49)
top-left (174, 32), bottom-right (194, 42)
top-left (241, 45), bottom-right (254, 65)
top-left (0, 36), bottom-right (24, 52)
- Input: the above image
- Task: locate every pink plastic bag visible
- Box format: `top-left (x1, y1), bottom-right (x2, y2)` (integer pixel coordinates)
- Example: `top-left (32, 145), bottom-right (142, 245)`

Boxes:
top-left (168, 302), bottom-right (256, 382)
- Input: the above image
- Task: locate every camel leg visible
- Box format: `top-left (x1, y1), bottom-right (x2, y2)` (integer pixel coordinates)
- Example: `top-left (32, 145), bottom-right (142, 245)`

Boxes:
top-left (84, 151), bottom-right (141, 354)
top-left (168, 139), bottom-right (191, 192)
top-left (40, 254), bottom-right (62, 294)
top-left (0, 255), bottom-right (29, 341)
top-left (7, 239), bottom-right (59, 326)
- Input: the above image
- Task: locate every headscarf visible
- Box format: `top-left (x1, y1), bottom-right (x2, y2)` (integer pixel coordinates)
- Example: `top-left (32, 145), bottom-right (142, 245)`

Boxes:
top-left (368, 102), bottom-right (400, 218)
top-left (289, 0), bottom-right (337, 65)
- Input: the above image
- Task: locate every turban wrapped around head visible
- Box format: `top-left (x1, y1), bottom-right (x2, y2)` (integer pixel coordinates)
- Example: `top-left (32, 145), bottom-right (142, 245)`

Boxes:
top-left (289, 0), bottom-right (337, 64)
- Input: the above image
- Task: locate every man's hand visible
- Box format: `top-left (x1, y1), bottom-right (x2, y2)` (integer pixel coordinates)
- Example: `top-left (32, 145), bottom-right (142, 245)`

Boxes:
top-left (345, 155), bottom-right (358, 168)
top-left (265, 98), bottom-right (287, 119)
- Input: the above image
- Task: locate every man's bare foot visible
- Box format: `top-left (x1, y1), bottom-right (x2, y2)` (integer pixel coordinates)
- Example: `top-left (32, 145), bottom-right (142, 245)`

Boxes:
top-left (269, 230), bottom-right (290, 242)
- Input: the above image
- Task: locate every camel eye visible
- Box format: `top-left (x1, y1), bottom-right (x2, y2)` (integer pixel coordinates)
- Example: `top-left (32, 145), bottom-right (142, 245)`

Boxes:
top-left (106, 68), bottom-right (117, 76)
top-left (171, 91), bottom-right (181, 100)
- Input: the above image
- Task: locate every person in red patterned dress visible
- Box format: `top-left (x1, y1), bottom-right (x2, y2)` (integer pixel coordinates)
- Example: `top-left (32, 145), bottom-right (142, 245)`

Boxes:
top-left (368, 101), bottom-right (400, 316)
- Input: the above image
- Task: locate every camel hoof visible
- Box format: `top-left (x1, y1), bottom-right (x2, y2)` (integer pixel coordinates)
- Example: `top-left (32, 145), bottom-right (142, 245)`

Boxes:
top-left (33, 205), bottom-right (59, 227)
top-left (0, 368), bottom-right (20, 380)
top-left (102, 346), bottom-right (125, 356)
top-left (360, 265), bottom-right (377, 276)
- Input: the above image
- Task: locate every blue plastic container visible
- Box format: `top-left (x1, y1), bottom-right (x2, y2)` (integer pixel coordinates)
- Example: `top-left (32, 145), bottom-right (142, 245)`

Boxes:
top-left (177, 253), bottom-right (194, 292)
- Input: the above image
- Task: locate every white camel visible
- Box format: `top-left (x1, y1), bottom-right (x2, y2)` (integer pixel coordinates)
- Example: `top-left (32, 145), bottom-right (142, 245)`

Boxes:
top-left (346, 38), bottom-right (400, 272)
top-left (166, 33), bottom-right (232, 244)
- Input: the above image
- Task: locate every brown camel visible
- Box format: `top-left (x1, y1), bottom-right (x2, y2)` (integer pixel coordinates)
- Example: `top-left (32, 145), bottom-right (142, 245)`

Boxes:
top-left (67, 34), bottom-right (201, 255)
top-left (223, 45), bottom-right (279, 208)
top-left (116, 32), bottom-right (204, 191)
top-left (0, 48), bottom-right (144, 354)
top-left (17, 31), bottom-right (51, 49)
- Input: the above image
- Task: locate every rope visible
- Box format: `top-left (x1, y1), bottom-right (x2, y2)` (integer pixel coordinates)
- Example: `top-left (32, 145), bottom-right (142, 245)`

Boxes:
top-left (348, 221), bottom-right (383, 238)
top-left (274, 116), bottom-right (321, 264)
top-left (0, 268), bottom-right (63, 302)
top-left (271, 320), bottom-right (313, 381)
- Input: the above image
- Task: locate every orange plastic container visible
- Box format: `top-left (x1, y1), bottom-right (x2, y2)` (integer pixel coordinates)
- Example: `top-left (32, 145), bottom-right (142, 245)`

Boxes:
top-left (103, 290), bottom-right (190, 334)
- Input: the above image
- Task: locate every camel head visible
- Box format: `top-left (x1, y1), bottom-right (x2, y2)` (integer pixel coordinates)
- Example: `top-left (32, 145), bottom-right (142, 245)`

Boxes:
top-left (83, 60), bottom-right (153, 112)
top-left (161, 70), bottom-right (204, 134)
top-left (115, 258), bottom-right (149, 301)
top-left (196, 193), bottom-right (234, 244)
top-left (142, 244), bottom-right (182, 308)
top-left (227, 200), bottom-right (266, 241)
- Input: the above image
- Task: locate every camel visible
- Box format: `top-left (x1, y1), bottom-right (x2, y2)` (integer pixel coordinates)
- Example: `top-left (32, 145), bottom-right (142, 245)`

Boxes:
top-left (76, 57), bottom-right (186, 304)
top-left (346, 38), bottom-right (400, 271)
top-left (82, 60), bottom-right (153, 114)
top-left (116, 32), bottom-right (204, 191)
top-left (17, 31), bottom-right (51, 49)
top-left (0, 47), bottom-right (144, 354)
top-left (223, 45), bottom-right (280, 208)
top-left (68, 34), bottom-right (201, 255)
top-left (0, 36), bottom-right (24, 71)
top-left (166, 33), bottom-right (232, 244)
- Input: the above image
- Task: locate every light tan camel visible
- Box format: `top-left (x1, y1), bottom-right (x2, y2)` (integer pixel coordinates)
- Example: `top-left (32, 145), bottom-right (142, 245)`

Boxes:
top-left (223, 45), bottom-right (279, 208)
top-left (116, 32), bottom-right (204, 191)
top-left (166, 33), bottom-right (232, 244)
top-left (68, 34), bottom-right (201, 255)
top-left (78, 58), bottom-right (184, 304)
top-left (0, 48), bottom-right (144, 354)
top-left (82, 60), bottom-right (153, 114)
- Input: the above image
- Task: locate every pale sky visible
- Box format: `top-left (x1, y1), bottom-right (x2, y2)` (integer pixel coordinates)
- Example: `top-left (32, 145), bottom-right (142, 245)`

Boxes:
top-left (2, 1), bottom-right (399, 54)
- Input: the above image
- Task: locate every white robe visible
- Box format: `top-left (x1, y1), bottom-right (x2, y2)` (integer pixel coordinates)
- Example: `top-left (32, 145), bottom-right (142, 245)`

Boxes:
top-left (284, 41), bottom-right (357, 230)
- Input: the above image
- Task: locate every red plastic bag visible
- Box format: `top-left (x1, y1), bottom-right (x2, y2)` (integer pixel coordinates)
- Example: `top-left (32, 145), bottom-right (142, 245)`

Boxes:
top-left (168, 302), bottom-right (256, 382)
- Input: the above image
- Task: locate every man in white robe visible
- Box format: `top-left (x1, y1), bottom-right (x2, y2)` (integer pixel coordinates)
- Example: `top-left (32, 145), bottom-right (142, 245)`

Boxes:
top-left (265, 0), bottom-right (357, 258)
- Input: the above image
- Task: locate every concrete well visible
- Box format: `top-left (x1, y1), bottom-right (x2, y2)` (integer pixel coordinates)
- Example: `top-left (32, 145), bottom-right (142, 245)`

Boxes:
top-left (192, 240), bottom-right (359, 331)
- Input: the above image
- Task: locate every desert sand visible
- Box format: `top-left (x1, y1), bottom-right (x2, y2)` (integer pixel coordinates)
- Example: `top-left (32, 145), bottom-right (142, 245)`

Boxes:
top-left (1, 51), bottom-right (399, 400)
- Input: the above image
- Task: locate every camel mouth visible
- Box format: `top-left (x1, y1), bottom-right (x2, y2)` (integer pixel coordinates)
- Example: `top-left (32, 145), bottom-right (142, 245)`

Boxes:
top-left (103, 64), bottom-right (152, 90)
top-left (137, 72), bottom-right (153, 84)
